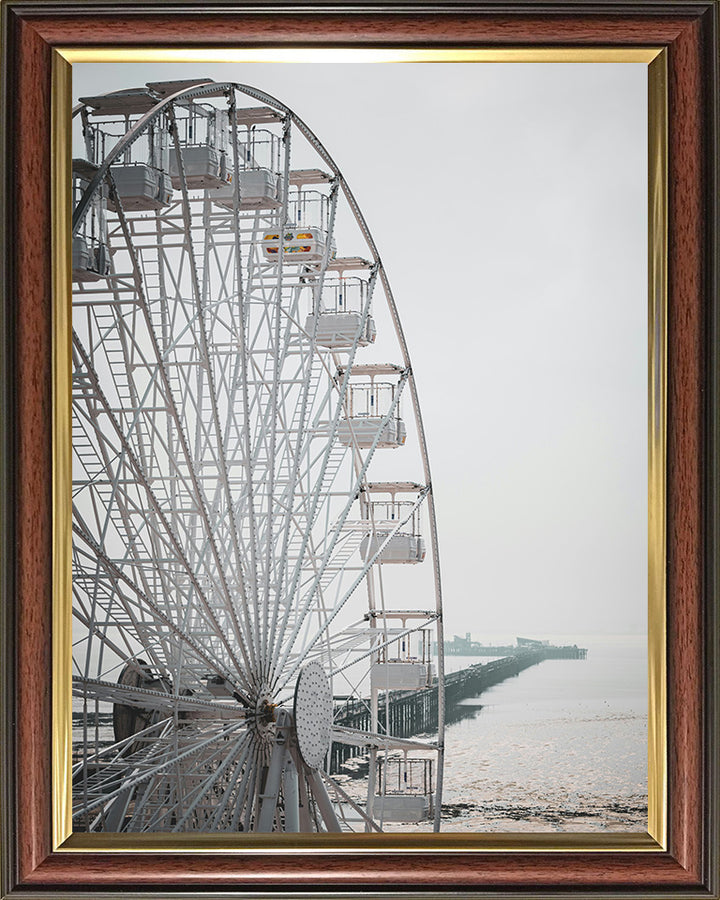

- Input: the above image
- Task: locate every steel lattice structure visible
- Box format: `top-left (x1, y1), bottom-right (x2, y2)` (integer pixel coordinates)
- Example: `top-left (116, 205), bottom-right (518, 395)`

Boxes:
top-left (70, 79), bottom-right (445, 833)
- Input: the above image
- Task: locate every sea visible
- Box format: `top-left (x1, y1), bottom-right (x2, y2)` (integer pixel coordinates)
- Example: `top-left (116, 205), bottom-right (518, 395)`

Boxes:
top-left (419, 633), bottom-right (648, 833)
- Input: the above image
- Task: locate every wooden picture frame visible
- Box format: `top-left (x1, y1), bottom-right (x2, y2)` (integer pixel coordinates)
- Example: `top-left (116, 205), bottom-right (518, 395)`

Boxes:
top-left (0, 1), bottom-right (718, 896)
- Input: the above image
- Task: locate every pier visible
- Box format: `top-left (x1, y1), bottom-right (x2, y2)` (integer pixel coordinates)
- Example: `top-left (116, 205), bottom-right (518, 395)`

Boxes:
top-left (331, 650), bottom-right (546, 773)
top-left (439, 635), bottom-right (588, 660)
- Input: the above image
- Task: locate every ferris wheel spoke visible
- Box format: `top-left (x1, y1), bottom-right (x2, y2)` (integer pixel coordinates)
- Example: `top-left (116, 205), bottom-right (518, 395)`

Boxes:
top-left (267, 343), bottom-right (376, 675)
top-left (72, 714), bottom-right (175, 787)
top-left (224, 90), bottom-right (268, 644)
top-left (231, 337), bottom-right (311, 670)
top-left (72, 717), bottom-right (175, 823)
top-left (72, 332), bottom-right (256, 688)
top-left (73, 460), bottom-right (253, 695)
top-left (108, 194), bottom-right (254, 664)
top-left (279, 267), bottom-right (377, 532)
top-left (72, 676), bottom-right (249, 723)
top-left (75, 719), bottom-right (248, 824)
top-left (167, 107), bottom-right (250, 614)
top-left (259, 358), bottom-right (327, 673)
top-left (156, 730), bottom-right (253, 832)
top-left (280, 524), bottom-right (336, 679)
top-left (272, 374), bottom-right (410, 688)
top-left (261, 237), bottom-right (294, 658)
top-left (241, 744), bottom-right (268, 832)
top-left (164, 341), bottom-right (253, 594)
top-left (72, 582), bottom-right (165, 684)
top-left (227, 742), bottom-right (260, 832)
top-left (204, 736), bottom-right (257, 831)
top-left (72, 508), bottom-right (171, 681)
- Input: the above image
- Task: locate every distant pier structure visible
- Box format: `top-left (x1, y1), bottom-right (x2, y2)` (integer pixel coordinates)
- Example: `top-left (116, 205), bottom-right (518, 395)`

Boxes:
top-left (331, 638), bottom-right (588, 774)
top-left (331, 651), bottom-right (545, 774)
top-left (438, 634), bottom-right (588, 660)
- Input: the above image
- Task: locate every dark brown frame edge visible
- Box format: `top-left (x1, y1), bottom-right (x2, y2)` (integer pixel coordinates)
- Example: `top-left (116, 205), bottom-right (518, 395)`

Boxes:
top-left (0, 2), bottom-right (718, 897)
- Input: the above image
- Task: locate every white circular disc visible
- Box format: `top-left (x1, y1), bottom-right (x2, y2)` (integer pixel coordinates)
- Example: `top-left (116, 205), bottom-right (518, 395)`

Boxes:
top-left (293, 662), bottom-right (333, 769)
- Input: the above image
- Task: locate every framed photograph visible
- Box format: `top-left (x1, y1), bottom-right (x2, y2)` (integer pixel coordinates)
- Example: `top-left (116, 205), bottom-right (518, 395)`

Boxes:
top-left (1, 2), bottom-right (718, 897)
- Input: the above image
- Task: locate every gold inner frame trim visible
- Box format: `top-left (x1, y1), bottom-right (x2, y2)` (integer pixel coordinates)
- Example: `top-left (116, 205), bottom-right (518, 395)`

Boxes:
top-left (646, 50), bottom-right (668, 851)
top-left (51, 50), bottom-right (73, 851)
top-left (52, 46), bottom-right (667, 854)
top-left (59, 47), bottom-right (661, 65)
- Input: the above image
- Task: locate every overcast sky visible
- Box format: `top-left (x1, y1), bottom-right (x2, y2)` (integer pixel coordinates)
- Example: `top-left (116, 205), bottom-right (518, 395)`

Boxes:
top-left (73, 61), bottom-right (648, 640)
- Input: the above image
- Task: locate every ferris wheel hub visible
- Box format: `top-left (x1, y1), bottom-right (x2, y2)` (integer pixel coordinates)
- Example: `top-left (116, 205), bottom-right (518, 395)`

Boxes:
top-left (256, 698), bottom-right (278, 726)
top-left (249, 690), bottom-right (278, 744)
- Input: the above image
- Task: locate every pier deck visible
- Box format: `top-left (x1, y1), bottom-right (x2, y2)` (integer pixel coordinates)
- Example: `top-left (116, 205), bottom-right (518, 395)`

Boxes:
top-left (331, 650), bottom-right (547, 773)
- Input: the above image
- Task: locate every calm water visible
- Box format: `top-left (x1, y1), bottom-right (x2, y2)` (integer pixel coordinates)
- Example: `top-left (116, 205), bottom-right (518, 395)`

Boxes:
top-left (425, 634), bottom-right (648, 832)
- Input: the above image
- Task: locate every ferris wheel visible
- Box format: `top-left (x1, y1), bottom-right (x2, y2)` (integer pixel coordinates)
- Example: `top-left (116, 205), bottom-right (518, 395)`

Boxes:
top-left (70, 79), bottom-right (445, 834)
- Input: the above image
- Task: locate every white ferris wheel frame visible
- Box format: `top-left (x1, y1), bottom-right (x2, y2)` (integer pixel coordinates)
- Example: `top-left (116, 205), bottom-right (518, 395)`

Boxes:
top-left (70, 78), bottom-right (446, 834)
